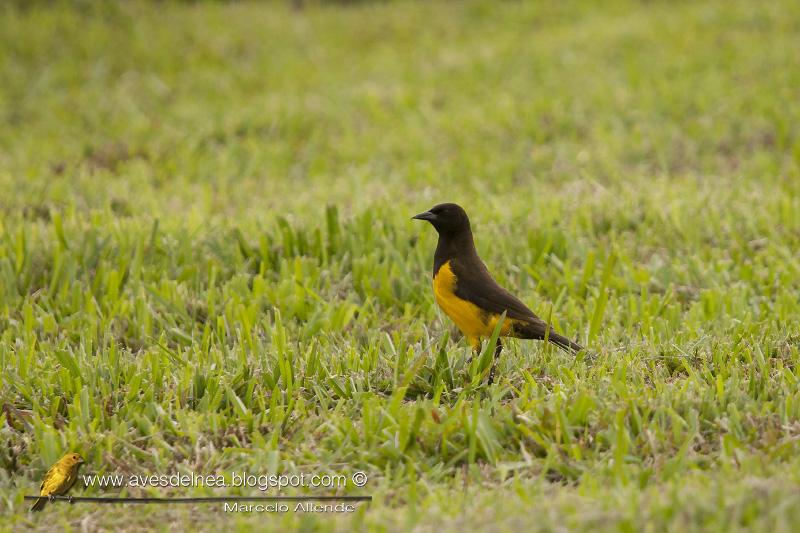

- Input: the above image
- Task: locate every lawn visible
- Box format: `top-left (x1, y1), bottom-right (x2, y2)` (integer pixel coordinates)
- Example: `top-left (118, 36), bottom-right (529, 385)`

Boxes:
top-left (1, 0), bottom-right (800, 530)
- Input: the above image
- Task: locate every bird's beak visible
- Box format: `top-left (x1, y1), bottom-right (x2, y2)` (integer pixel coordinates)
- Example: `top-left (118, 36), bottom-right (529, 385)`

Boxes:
top-left (412, 211), bottom-right (436, 222)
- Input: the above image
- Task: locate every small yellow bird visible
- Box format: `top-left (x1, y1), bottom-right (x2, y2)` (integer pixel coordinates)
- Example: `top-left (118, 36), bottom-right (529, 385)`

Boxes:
top-left (30, 452), bottom-right (85, 512)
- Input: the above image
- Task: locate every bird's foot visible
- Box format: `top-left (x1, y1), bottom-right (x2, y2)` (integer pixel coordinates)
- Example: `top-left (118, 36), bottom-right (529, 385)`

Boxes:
top-left (67, 495), bottom-right (75, 504)
top-left (48, 494), bottom-right (55, 502)
top-left (485, 339), bottom-right (502, 385)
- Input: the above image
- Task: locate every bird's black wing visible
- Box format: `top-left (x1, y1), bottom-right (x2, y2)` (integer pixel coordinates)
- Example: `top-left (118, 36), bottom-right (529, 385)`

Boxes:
top-left (450, 255), bottom-right (583, 352)
top-left (450, 255), bottom-right (544, 323)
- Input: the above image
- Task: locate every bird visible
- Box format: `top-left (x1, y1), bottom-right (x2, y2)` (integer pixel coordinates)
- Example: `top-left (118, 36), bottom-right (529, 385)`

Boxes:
top-left (413, 203), bottom-right (583, 383)
top-left (30, 452), bottom-right (84, 512)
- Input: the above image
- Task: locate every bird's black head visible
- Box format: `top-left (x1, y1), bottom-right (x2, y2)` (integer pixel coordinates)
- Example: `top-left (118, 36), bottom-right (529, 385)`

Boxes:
top-left (412, 203), bottom-right (471, 237)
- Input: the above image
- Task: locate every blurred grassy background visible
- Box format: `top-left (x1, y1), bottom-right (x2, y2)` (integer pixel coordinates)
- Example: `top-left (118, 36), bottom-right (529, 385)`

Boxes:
top-left (1, 0), bottom-right (800, 530)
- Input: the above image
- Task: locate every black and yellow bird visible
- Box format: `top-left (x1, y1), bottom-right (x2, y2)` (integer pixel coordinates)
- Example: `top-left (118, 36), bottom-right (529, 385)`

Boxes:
top-left (413, 203), bottom-right (583, 383)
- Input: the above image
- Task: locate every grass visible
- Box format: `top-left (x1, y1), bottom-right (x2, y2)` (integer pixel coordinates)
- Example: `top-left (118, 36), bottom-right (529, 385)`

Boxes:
top-left (1, 0), bottom-right (800, 530)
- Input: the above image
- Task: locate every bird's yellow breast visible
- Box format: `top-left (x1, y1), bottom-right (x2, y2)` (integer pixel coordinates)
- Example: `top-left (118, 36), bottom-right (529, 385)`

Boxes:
top-left (433, 261), bottom-right (512, 347)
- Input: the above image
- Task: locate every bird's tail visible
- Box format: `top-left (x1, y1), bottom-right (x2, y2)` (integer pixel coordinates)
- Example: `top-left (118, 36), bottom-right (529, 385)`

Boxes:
top-left (30, 497), bottom-right (47, 512)
top-left (546, 331), bottom-right (584, 353)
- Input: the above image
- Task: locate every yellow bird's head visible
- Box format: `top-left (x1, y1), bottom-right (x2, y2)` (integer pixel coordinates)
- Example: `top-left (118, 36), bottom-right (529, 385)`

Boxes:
top-left (57, 453), bottom-right (85, 468)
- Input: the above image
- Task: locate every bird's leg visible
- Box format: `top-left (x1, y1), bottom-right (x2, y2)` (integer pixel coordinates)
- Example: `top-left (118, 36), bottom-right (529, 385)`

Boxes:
top-left (48, 494), bottom-right (55, 502)
top-left (487, 338), bottom-right (503, 385)
top-left (466, 338), bottom-right (482, 365)
top-left (67, 495), bottom-right (75, 504)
